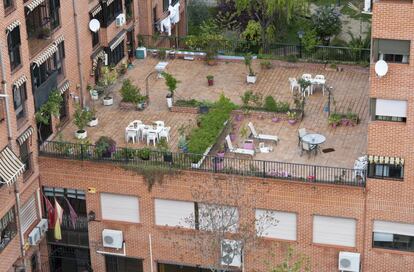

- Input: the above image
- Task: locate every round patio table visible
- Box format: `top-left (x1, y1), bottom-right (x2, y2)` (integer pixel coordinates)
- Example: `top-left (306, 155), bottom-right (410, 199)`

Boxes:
top-left (302, 133), bottom-right (326, 145)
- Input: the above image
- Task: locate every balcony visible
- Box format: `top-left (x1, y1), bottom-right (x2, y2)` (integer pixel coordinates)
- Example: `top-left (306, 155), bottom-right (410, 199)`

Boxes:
top-left (33, 70), bottom-right (58, 110)
top-left (46, 215), bottom-right (89, 247)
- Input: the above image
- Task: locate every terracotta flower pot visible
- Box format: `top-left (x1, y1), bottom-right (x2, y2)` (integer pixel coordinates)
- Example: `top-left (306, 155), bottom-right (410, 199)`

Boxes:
top-left (207, 79), bottom-right (214, 86)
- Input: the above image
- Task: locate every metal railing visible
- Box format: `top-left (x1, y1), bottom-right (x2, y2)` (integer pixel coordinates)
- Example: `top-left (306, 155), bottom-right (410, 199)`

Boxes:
top-left (138, 34), bottom-right (371, 63)
top-left (40, 141), bottom-right (366, 187)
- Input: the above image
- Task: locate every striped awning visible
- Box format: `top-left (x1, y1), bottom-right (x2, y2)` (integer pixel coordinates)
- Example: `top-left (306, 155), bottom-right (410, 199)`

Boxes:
top-left (92, 50), bottom-right (105, 71)
top-left (26, 0), bottom-right (45, 13)
top-left (33, 43), bottom-right (58, 67)
top-left (90, 4), bottom-right (102, 17)
top-left (54, 35), bottom-right (64, 46)
top-left (368, 155), bottom-right (404, 166)
top-left (17, 126), bottom-right (34, 146)
top-left (59, 80), bottom-right (70, 94)
top-left (106, 0), bottom-right (115, 5)
top-left (109, 32), bottom-right (126, 51)
top-left (13, 75), bottom-right (28, 88)
top-left (0, 147), bottom-right (25, 185)
top-left (6, 20), bottom-right (21, 33)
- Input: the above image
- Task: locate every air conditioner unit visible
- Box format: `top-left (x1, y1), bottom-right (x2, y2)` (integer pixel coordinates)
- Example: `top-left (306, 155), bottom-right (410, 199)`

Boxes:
top-left (338, 251), bottom-right (360, 272)
top-left (221, 239), bottom-right (242, 268)
top-left (102, 229), bottom-right (123, 249)
top-left (28, 227), bottom-right (41, 246)
top-left (115, 14), bottom-right (126, 27)
top-left (36, 218), bottom-right (48, 236)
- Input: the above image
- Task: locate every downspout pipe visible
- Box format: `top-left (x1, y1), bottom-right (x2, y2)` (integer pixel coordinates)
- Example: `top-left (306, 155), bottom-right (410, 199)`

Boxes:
top-left (72, 0), bottom-right (85, 107)
top-left (0, 42), bottom-right (26, 270)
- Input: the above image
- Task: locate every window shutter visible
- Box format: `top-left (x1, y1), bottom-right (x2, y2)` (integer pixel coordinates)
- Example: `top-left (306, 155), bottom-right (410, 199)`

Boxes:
top-left (198, 204), bottom-right (239, 232)
top-left (313, 215), bottom-right (356, 247)
top-left (154, 199), bottom-right (194, 228)
top-left (255, 209), bottom-right (297, 241)
top-left (375, 99), bottom-right (407, 118)
top-left (20, 195), bottom-right (38, 234)
top-left (373, 220), bottom-right (414, 237)
top-left (378, 39), bottom-right (410, 55)
top-left (100, 193), bottom-right (139, 223)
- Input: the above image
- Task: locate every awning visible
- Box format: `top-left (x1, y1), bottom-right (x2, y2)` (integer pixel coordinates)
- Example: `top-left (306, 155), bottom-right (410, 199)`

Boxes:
top-left (6, 20), bottom-right (21, 33)
top-left (54, 35), bottom-right (64, 46)
top-left (92, 50), bottom-right (105, 71)
top-left (26, 0), bottom-right (45, 14)
top-left (13, 75), bottom-right (28, 88)
top-left (17, 126), bottom-right (34, 146)
top-left (106, 0), bottom-right (115, 5)
top-left (109, 30), bottom-right (126, 51)
top-left (32, 43), bottom-right (58, 67)
top-left (59, 80), bottom-right (70, 94)
top-left (368, 155), bottom-right (404, 166)
top-left (0, 146), bottom-right (25, 185)
top-left (90, 4), bottom-right (102, 17)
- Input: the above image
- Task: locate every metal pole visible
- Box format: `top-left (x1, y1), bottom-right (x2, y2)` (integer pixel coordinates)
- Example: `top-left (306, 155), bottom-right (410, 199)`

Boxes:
top-left (72, 0), bottom-right (85, 108)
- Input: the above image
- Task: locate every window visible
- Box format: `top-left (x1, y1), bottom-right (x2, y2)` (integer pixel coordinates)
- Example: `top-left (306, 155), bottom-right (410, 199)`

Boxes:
top-left (104, 0), bottom-right (122, 26)
top-left (255, 209), bottom-right (297, 241)
top-left (368, 163), bottom-right (404, 180)
top-left (7, 26), bottom-right (21, 71)
top-left (49, 0), bottom-right (60, 30)
top-left (198, 203), bottom-right (239, 232)
top-left (158, 263), bottom-right (211, 272)
top-left (373, 220), bottom-right (414, 252)
top-left (100, 193), bottom-right (139, 223)
top-left (371, 99), bottom-right (407, 122)
top-left (313, 215), bottom-right (356, 247)
top-left (54, 41), bottom-right (65, 76)
top-left (59, 92), bottom-right (68, 121)
top-left (3, 0), bottom-right (14, 11)
top-left (20, 195), bottom-right (38, 234)
top-left (31, 253), bottom-right (39, 272)
top-left (154, 199), bottom-right (194, 228)
top-left (107, 41), bottom-right (125, 66)
top-left (0, 207), bottom-right (17, 252)
top-left (105, 256), bottom-right (143, 272)
top-left (20, 138), bottom-right (33, 179)
top-left (373, 39), bottom-right (410, 64)
top-left (13, 83), bottom-right (27, 121)
top-left (125, 0), bottom-right (133, 21)
top-left (0, 99), bottom-right (4, 122)
top-left (43, 187), bottom-right (87, 217)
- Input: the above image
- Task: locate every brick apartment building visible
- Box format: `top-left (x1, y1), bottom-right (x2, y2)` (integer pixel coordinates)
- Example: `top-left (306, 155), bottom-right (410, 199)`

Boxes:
top-left (1, 0), bottom-right (414, 272)
top-left (0, 0), bottom-right (186, 271)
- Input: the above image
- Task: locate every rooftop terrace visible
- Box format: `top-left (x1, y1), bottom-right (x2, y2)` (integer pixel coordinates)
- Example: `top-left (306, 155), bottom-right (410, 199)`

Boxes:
top-left (49, 57), bottom-right (369, 186)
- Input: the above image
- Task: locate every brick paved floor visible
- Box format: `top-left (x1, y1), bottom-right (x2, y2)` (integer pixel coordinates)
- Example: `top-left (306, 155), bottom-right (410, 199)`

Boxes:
top-left (57, 57), bottom-right (368, 168)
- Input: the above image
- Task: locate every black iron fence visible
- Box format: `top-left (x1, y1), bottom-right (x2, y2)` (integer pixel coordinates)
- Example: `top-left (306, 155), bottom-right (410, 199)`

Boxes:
top-left (39, 141), bottom-right (366, 187)
top-left (138, 34), bottom-right (370, 63)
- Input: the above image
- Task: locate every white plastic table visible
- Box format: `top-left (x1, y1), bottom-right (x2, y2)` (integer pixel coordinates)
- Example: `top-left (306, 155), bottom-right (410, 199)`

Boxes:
top-left (302, 133), bottom-right (326, 145)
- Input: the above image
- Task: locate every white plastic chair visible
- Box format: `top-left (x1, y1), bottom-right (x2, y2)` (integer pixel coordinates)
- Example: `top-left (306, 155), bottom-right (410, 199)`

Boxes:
top-left (159, 126), bottom-right (171, 142)
top-left (315, 75), bottom-right (325, 80)
top-left (154, 121), bottom-right (165, 128)
top-left (248, 122), bottom-right (279, 143)
top-left (288, 78), bottom-right (300, 94)
top-left (302, 86), bottom-right (311, 97)
top-left (125, 129), bottom-right (138, 143)
top-left (298, 128), bottom-right (307, 146)
top-left (301, 142), bottom-right (316, 157)
top-left (147, 131), bottom-right (158, 146)
top-left (302, 74), bottom-right (312, 80)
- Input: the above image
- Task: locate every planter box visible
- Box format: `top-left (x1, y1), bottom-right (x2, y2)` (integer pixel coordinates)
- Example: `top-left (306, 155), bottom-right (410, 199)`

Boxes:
top-left (103, 97), bottom-right (113, 106)
top-left (75, 130), bottom-right (87, 139)
top-left (88, 118), bottom-right (98, 127)
top-left (247, 75), bottom-right (257, 84)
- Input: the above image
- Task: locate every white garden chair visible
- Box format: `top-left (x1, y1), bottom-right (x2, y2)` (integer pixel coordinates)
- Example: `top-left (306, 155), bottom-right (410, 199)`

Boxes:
top-left (247, 122), bottom-right (279, 143)
top-left (147, 131), bottom-right (158, 146)
top-left (225, 135), bottom-right (255, 156)
top-left (159, 126), bottom-right (171, 142)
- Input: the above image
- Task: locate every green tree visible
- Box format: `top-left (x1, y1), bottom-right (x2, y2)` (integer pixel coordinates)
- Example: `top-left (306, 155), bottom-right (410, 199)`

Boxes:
top-left (269, 246), bottom-right (311, 272)
top-left (302, 29), bottom-right (318, 55)
top-left (235, 0), bottom-right (307, 50)
top-left (35, 90), bottom-right (63, 142)
top-left (311, 6), bottom-right (342, 45)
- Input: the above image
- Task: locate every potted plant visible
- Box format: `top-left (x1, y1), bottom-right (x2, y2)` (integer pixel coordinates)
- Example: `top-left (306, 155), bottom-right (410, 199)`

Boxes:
top-left (206, 75), bottom-right (214, 86)
top-left (162, 72), bottom-right (180, 109)
top-left (328, 113), bottom-right (342, 128)
top-left (118, 61), bottom-right (128, 75)
top-left (87, 104), bottom-right (98, 127)
top-left (137, 95), bottom-right (148, 111)
top-left (178, 135), bottom-right (188, 152)
top-left (244, 53), bottom-right (257, 84)
top-left (88, 85), bottom-right (99, 101)
top-left (217, 144), bottom-right (225, 157)
top-left (95, 136), bottom-right (116, 158)
top-left (157, 138), bottom-right (173, 162)
top-left (73, 105), bottom-right (92, 139)
top-left (138, 148), bottom-right (151, 160)
top-left (99, 66), bottom-right (118, 106)
top-left (260, 60), bottom-right (272, 70)
top-left (287, 111), bottom-right (298, 125)
top-left (120, 79), bottom-right (142, 110)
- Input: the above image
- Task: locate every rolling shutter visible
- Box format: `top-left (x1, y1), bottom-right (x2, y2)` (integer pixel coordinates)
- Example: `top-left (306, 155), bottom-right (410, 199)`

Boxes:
top-left (20, 195), bottom-right (38, 234)
top-left (154, 199), bottom-right (194, 228)
top-left (376, 99), bottom-right (407, 118)
top-left (373, 220), bottom-right (414, 237)
top-left (198, 204), bottom-right (239, 232)
top-left (255, 209), bottom-right (297, 241)
top-left (100, 193), bottom-right (139, 223)
top-left (313, 215), bottom-right (356, 247)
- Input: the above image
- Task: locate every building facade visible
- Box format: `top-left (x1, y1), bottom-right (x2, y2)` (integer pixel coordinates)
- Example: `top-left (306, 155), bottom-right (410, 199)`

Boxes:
top-left (0, 0), bottom-right (186, 271)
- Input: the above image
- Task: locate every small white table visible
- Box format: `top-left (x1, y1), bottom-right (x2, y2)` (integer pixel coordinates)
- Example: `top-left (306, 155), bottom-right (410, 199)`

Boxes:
top-left (302, 133), bottom-right (326, 145)
top-left (155, 62), bottom-right (169, 78)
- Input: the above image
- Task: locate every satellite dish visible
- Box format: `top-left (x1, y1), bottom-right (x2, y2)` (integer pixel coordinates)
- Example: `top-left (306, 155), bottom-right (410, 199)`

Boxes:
top-left (89, 19), bottom-right (100, 33)
top-left (375, 60), bottom-right (388, 77)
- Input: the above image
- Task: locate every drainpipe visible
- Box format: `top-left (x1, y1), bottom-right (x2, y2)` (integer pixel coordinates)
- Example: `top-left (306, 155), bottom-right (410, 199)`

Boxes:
top-left (0, 42), bottom-right (27, 270)
top-left (72, 0), bottom-right (85, 107)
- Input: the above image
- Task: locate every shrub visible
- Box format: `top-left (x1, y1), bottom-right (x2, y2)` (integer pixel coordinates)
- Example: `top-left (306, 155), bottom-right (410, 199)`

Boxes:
top-left (264, 96), bottom-right (290, 113)
top-left (260, 60), bottom-right (272, 69)
top-left (95, 136), bottom-right (116, 158)
top-left (73, 105), bottom-right (92, 131)
top-left (120, 79), bottom-right (141, 103)
top-left (286, 55), bottom-right (298, 62)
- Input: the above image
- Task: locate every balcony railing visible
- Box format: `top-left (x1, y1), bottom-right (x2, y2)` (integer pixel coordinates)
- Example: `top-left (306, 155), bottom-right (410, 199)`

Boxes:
top-left (39, 141), bottom-right (367, 187)
top-left (33, 70), bottom-right (58, 110)
top-left (46, 215), bottom-right (89, 247)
